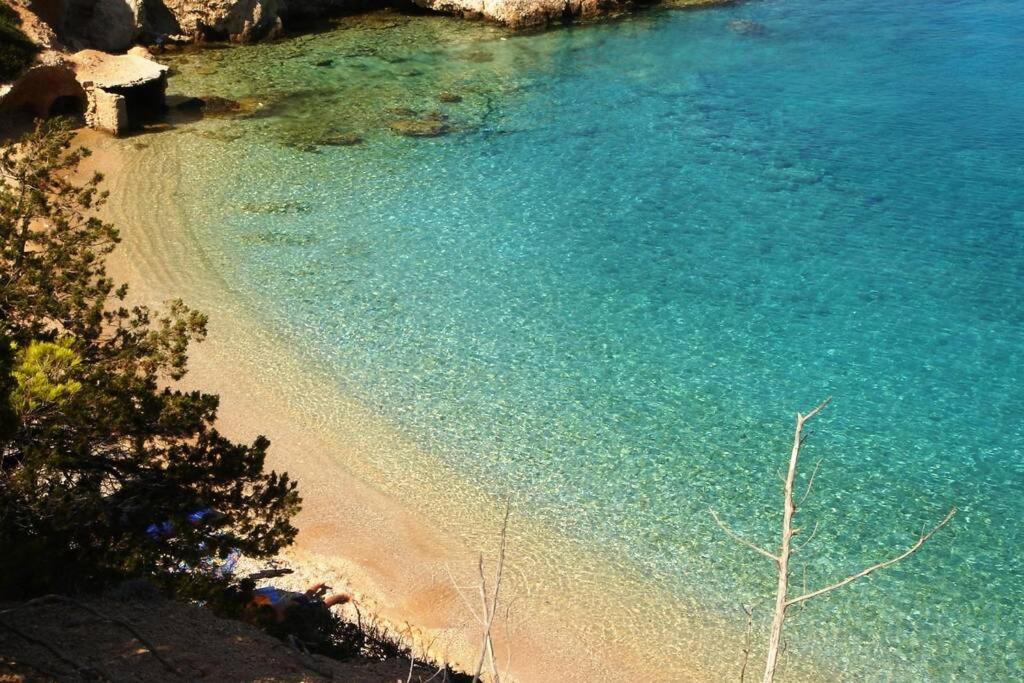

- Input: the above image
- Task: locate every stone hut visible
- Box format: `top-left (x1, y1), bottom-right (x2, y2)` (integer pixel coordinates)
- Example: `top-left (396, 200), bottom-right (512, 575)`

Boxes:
top-left (69, 50), bottom-right (169, 135)
top-left (0, 49), bottom-right (167, 136)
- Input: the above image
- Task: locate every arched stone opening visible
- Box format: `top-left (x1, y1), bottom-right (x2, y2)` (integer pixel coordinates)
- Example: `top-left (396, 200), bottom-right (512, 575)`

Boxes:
top-left (0, 65), bottom-right (86, 120)
top-left (48, 93), bottom-right (87, 122)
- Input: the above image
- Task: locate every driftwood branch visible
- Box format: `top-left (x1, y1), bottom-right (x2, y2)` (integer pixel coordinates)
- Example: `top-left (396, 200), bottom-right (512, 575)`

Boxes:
top-left (786, 507), bottom-right (957, 607)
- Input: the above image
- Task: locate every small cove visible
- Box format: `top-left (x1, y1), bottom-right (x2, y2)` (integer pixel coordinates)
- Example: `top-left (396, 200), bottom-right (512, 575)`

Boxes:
top-left (102, 2), bottom-right (1024, 679)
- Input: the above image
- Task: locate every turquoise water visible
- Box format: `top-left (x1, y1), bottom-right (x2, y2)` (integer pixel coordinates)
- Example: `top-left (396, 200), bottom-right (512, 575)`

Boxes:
top-left (151, 1), bottom-right (1022, 678)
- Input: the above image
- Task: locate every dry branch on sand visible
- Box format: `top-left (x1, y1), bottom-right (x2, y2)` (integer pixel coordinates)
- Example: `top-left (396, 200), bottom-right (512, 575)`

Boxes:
top-left (710, 398), bottom-right (956, 683)
top-left (446, 499), bottom-right (512, 683)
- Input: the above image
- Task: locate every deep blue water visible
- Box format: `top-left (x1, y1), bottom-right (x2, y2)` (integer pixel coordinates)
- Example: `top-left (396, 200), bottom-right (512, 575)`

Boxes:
top-left (157, 0), bottom-right (1023, 678)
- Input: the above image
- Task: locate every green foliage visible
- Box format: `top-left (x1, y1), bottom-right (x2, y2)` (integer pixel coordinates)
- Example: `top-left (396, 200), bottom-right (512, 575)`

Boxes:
top-left (0, 120), bottom-right (301, 598)
top-left (10, 338), bottom-right (83, 413)
top-left (0, 1), bottom-right (37, 83)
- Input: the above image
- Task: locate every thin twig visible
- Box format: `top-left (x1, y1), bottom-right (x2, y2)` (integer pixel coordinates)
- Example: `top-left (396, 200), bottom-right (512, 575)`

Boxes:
top-left (793, 521), bottom-right (820, 553)
top-left (786, 507), bottom-right (957, 607)
top-left (738, 604), bottom-right (754, 683)
top-left (797, 459), bottom-right (823, 507)
top-left (445, 563), bottom-right (483, 625)
top-left (709, 508), bottom-right (780, 564)
top-left (472, 498), bottom-right (511, 683)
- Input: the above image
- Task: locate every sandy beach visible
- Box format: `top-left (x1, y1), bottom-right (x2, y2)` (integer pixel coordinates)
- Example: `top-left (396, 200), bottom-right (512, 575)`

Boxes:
top-left (74, 127), bottom-right (755, 682)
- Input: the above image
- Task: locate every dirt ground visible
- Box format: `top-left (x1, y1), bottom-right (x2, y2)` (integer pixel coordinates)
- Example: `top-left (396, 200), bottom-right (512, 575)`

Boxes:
top-left (0, 591), bottom-right (450, 682)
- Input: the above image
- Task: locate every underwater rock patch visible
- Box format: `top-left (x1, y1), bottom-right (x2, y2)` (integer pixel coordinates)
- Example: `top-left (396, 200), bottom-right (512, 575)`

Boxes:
top-left (439, 91), bottom-right (463, 103)
top-left (460, 50), bottom-right (494, 63)
top-left (320, 131), bottom-right (364, 146)
top-left (389, 118), bottom-right (448, 137)
top-left (239, 230), bottom-right (314, 247)
top-left (238, 199), bottom-right (313, 215)
top-left (196, 95), bottom-right (241, 115)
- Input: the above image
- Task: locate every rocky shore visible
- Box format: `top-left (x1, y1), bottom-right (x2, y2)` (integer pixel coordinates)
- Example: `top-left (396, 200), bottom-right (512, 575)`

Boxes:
top-left (45, 0), bottom-right (732, 48)
top-left (0, 0), bottom-right (732, 136)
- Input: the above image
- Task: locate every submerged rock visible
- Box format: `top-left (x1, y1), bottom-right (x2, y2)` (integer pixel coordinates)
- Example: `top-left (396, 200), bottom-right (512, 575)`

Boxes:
top-left (320, 131), bottom-right (364, 146)
top-left (238, 199), bottom-right (312, 214)
top-left (239, 230), bottom-right (314, 246)
top-left (389, 118), bottom-right (448, 137)
top-left (169, 95), bottom-right (205, 110)
top-left (459, 50), bottom-right (494, 63)
top-left (439, 91), bottom-right (463, 103)
top-left (728, 19), bottom-right (768, 37)
top-left (197, 95), bottom-right (241, 114)
top-left (192, 95), bottom-right (263, 117)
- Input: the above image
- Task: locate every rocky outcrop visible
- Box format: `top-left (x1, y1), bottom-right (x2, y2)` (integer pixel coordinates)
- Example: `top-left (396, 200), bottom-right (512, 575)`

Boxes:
top-left (410, 0), bottom-right (730, 28)
top-left (22, 0), bottom-right (734, 52)
top-left (28, 0), bottom-right (284, 52)
top-left (62, 0), bottom-right (145, 51)
top-left (410, 0), bottom-right (624, 28)
top-left (159, 0), bottom-right (283, 42)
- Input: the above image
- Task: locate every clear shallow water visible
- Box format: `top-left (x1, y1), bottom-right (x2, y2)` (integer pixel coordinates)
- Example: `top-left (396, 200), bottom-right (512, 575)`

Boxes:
top-left (147, 1), bottom-right (1022, 678)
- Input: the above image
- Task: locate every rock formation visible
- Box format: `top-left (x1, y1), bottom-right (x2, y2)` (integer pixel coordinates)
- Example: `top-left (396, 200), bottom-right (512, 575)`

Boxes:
top-left (14, 0), bottom-right (733, 52)
top-left (25, 0), bottom-right (285, 51)
top-left (0, 0), bottom-right (732, 136)
top-left (411, 0), bottom-right (730, 28)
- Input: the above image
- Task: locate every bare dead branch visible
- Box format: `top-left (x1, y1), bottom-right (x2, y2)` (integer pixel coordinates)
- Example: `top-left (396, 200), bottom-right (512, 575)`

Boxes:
top-left (793, 521), bottom-right (819, 553)
top-left (797, 459), bottom-right (823, 507)
top-left (709, 508), bottom-right (780, 564)
top-left (799, 397), bottom-right (832, 425)
top-left (473, 498), bottom-right (512, 683)
top-left (713, 397), bottom-right (955, 683)
top-left (786, 507), bottom-right (957, 607)
top-left (445, 563), bottom-right (483, 625)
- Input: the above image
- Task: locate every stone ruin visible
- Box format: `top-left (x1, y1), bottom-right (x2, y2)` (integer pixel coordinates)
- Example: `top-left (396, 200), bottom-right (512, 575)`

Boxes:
top-left (0, 49), bottom-right (168, 136)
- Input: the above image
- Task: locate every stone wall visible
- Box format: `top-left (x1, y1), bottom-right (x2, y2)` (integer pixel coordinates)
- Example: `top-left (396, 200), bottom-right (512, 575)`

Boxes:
top-left (85, 88), bottom-right (127, 133)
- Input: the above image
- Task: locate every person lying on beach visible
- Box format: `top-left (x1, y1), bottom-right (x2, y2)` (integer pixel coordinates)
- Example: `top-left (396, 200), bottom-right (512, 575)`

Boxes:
top-left (244, 581), bottom-right (354, 648)
top-left (250, 582), bottom-right (354, 619)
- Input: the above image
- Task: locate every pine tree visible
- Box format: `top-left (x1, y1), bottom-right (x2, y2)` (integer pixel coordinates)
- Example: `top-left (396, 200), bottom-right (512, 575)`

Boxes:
top-left (0, 120), bottom-right (301, 597)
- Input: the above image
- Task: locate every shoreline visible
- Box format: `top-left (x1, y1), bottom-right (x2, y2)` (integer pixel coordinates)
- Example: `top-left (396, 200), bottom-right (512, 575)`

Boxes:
top-left (75, 128), bottom-right (727, 682)
top-left (75, 97), bottom-right (835, 678)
